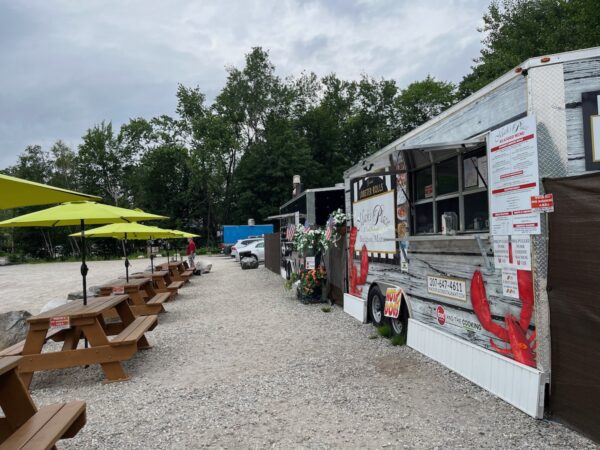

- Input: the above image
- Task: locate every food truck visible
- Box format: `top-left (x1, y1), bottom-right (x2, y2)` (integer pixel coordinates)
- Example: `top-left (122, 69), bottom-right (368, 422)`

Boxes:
top-left (270, 182), bottom-right (345, 279)
top-left (342, 46), bottom-right (600, 431)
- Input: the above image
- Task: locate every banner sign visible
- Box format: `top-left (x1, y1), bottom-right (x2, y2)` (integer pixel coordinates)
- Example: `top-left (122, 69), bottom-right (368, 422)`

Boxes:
top-left (352, 174), bottom-right (396, 254)
top-left (384, 287), bottom-right (402, 318)
top-left (531, 194), bottom-right (554, 213)
top-left (49, 316), bottom-right (70, 330)
top-left (488, 115), bottom-right (541, 235)
top-left (112, 286), bottom-right (125, 295)
top-left (427, 275), bottom-right (467, 302)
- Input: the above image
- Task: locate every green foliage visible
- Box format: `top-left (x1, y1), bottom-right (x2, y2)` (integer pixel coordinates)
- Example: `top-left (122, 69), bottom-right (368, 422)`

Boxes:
top-left (459, 0), bottom-right (600, 96)
top-left (321, 306), bottom-right (332, 313)
top-left (391, 334), bottom-right (407, 346)
top-left (396, 76), bottom-right (458, 134)
top-left (3, 46), bottom-right (462, 259)
top-left (377, 323), bottom-right (392, 338)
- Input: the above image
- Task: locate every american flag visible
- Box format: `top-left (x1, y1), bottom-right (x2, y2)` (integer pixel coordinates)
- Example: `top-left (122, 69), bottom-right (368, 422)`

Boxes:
top-left (303, 222), bottom-right (311, 233)
top-left (286, 224), bottom-right (296, 241)
top-left (325, 216), bottom-right (334, 241)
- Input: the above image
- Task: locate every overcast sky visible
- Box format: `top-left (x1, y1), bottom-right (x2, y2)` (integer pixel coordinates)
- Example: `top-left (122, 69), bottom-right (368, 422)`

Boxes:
top-left (0, 0), bottom-right (490, 169)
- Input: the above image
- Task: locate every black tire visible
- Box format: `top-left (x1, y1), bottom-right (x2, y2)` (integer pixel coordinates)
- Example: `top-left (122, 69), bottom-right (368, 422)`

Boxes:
top-left (368, 286), bottom-right (386, 327)
top-left (390, 297), bottom-right (409, 337)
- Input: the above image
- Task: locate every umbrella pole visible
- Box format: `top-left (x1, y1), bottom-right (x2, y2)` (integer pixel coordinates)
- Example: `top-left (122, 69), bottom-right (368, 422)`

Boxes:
top-left (80, 219), bottom-right (89, 352)
top-left (150, 239), bottom-right (154, 273)
top-left (123, 233), bottom-right (129, 282)
top-left (80, 219), bottom-right (88, 306)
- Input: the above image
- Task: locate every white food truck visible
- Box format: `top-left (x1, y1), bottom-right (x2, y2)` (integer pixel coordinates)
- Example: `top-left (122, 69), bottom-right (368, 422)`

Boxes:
top-left (343, 46), bottom-right (600, 430)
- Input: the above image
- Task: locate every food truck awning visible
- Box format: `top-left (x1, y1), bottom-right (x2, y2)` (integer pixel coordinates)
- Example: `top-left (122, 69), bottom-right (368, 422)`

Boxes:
top-left (394, 136), bottom-right (486, 153)
top-left (265, 212), bottom-right (306, 220)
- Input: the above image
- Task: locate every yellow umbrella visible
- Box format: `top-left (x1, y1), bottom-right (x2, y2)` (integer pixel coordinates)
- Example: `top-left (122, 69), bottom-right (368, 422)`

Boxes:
top-left (0, 202), bottom-right (167, 305)
top-left (0, 173), bottom-right (100, 210)
top-left (70, 223), bottom-right (179, 280)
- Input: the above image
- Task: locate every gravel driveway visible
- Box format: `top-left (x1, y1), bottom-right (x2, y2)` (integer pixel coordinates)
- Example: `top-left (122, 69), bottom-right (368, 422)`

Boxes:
top-left (23, 256), bottom-right (596, 449)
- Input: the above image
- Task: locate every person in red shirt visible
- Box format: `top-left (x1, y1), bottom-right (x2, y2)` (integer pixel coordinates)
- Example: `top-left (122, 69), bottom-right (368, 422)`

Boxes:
top-left (186, 238), bottom-right (196, 269)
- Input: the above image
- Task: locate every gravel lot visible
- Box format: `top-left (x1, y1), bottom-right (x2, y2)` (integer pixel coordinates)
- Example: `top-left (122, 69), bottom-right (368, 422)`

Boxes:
top-left (6, 256), bottom-right (597, 448)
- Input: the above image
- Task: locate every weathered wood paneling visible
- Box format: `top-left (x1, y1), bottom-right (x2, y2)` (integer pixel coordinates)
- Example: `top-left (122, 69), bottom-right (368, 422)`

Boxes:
top-left (563, 57), bottom-right (600, 175)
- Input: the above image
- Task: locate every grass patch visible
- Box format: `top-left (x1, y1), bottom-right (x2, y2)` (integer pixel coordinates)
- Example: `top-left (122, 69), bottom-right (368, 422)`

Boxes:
top-left (321, 306), bottom-right (332, 313)
top-left (391, 334), bottom-right (407, 346)
top-left (377, 323), bottom-right (392, 338)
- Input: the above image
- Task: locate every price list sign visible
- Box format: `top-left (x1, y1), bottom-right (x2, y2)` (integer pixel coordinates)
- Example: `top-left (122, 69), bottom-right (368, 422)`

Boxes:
top-left (488, 115), bottom-right (541, 235)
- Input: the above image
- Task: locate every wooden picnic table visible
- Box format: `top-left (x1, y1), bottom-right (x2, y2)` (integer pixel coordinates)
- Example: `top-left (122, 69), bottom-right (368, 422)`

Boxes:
top-left (0, 356), bottom-right (86, 448)
top-left (98, 277), bottom-right (169, 316)
top-left (126, 270), bottom-right (182, 300)
top-left (156, 262), bottom-right (193, 284)
top-left (3, 295), bottom-right (157, 388)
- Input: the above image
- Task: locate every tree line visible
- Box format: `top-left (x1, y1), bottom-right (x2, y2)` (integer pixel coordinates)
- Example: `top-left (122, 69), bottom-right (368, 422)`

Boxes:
top-left (1, 0), bottom-right (598, 259)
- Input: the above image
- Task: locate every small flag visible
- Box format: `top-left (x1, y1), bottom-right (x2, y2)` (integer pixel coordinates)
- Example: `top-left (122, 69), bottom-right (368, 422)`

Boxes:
top-left (325, 216), bottom-right (334, 241)
top-left (304, 222), bottom-right (311, 233)
top-left (286, 224), bottom-right (296, 241)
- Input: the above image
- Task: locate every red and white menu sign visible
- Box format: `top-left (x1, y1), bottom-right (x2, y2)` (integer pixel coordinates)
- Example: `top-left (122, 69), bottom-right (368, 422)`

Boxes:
top-left (488, 115), bottom-right (541, 235)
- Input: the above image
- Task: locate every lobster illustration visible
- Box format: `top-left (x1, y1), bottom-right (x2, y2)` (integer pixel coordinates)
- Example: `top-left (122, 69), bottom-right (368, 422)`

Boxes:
top-left (470, 269), bottom-right (536, 367)
top-left (348, 226), bottom-right (369, 296)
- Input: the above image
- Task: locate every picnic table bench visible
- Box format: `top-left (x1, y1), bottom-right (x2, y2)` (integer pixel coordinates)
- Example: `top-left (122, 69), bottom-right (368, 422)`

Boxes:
top-left (156, 262), bottom-right (193, 284)
top-left (126, 270), bottom-right (182, 300)
top-left (0, 356), bottom-right (86, 449)
top-left (0, 295), bottom-right (157, 388)
top-left (98, 278), bottom-right (169, 316)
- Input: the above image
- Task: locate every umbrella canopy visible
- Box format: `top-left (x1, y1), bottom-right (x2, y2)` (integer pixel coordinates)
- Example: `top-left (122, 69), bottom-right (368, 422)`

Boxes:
top-left (0, 201), bottom-right (166, 227)
top-left (0, 201), bottom-right (167, 306)
top-left (69, 223), bottom-right (179, 239)
top-left (166, 229), bottom-right (200, 238)
top-left (0, 174), bottom-right (101, 210)
top-left (70, 223), bottom-right (179, 280)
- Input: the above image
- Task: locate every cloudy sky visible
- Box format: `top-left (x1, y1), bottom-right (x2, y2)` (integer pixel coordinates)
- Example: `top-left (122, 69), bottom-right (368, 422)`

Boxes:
top-left (0, 0), bottom-right (490, 169)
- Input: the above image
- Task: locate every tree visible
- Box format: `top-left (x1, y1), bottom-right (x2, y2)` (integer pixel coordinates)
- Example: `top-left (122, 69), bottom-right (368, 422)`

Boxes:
top-left (77, 122), bottom-right (135, 205)
top-left (396, 76), bottom-right (457, 134)
top-left (459, 0), bottom-right (600, 96)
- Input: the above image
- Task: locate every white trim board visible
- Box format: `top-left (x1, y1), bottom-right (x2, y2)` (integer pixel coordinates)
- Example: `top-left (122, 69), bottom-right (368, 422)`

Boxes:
top-left (407, 319), bottom-right (545, 418)
top-left (343, 293), bottom-right (367, 323)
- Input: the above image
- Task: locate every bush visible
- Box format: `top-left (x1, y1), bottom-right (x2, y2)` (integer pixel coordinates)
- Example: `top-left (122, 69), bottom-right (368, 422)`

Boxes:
top-left (391, 334), bottom-right (406, 346)
top-left (377, 323), bottom-right (392, 338)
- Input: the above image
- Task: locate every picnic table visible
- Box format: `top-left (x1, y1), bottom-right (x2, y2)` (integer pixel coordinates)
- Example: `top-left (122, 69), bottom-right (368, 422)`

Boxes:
top-left (0, 356), bottom-right (86, 448)
top-left (0, 295), bottom-right (157, 388)
top-left (126, 270), bottom-right (183, 300)
top-left (98, 277), bottom-right (169, 316)
top-left (156, 261), bottom-right (193, 284)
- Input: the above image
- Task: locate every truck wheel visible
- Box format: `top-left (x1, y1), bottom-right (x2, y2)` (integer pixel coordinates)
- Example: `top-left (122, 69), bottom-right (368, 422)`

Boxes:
top-left (390, 298), bottom-right (408, 337)
top-left (368, 286), bottom-right (386, 327)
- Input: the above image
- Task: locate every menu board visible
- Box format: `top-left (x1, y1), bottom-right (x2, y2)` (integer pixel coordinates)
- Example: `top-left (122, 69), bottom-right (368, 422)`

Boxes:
top-left (488, 115), bottom-right (541, 235)
top-left (352, 175), bottom-right (397, 253)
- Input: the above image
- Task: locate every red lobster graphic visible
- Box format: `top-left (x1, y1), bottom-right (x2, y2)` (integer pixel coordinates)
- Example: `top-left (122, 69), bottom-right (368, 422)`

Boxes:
top-left (348, 226), bottom-right (369, 296)
top-left (470, 270), bottom-right (536, 367)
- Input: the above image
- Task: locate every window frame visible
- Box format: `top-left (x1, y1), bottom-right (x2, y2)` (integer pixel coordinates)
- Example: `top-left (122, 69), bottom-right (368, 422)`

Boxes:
top-left (410, 147), bottom-right (488, 235)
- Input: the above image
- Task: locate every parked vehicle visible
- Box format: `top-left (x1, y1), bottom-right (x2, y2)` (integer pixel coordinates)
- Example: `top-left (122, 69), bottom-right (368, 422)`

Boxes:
top-left (232, 238), bottom-right (263, 261)
top-left (342, 46), bottom-right (600, 432)
top-left (238, 240), bottom-right (265, 264)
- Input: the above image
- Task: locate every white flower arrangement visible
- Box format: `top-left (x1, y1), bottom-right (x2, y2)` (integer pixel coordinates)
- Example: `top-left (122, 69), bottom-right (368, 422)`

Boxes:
top-left (331, 209), bottom-right (347, 227)
top-left (293, 225), bottom-right (332, 255)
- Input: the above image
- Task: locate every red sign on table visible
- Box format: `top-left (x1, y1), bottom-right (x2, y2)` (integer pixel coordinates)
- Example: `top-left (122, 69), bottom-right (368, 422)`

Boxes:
top-left (49, 316), bottom-right (70, 330)
top-left (112, 286), bottom-right (125, 295)
top-left (531, 194), bottom-right (554, 213)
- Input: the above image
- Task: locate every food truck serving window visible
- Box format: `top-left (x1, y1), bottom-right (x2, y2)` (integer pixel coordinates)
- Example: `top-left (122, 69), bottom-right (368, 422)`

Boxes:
top-left (410, 147), bottom-right (488, 234)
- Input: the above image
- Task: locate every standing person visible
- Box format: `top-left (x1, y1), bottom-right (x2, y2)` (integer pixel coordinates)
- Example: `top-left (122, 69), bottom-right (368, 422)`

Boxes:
top-left (186, 238), bottom-right (196, 269)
